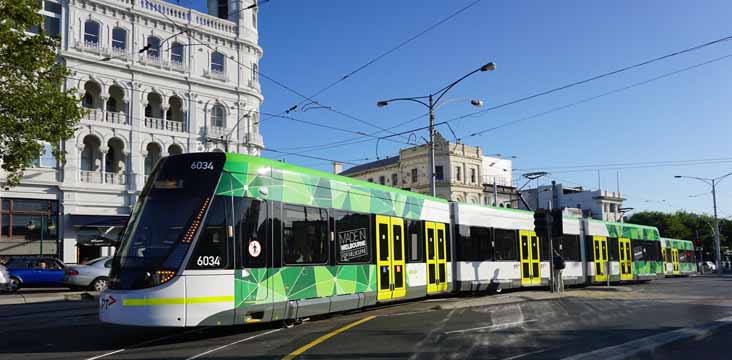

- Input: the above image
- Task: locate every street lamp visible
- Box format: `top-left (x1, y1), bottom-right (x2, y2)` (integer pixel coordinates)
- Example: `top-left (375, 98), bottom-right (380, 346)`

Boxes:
top-left (376, 62), bottom-right (496, 196)
top-left (675, 172), bottom-right (732, 272)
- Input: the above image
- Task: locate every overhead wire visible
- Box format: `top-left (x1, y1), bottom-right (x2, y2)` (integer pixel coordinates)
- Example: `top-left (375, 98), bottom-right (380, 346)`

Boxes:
top-left (374, 34), bottom-right (732, 142)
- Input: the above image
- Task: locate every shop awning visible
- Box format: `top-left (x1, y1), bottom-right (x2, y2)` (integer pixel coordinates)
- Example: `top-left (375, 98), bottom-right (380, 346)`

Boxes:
top-left (69, 214), bottom-right (129, 228)
top-left (75, 236), bottom-right (119, 247)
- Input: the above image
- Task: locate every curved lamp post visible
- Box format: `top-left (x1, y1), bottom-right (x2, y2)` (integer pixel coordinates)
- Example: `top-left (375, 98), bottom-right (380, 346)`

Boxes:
top-left (377, 62), bottom-right (496, 196)
top-left (675, 172), bottom-right (732, 272)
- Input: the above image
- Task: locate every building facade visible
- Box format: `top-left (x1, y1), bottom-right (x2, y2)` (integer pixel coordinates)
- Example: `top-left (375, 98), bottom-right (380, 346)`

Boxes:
top-left (0, 0), bottom-right (263, 263)
top-left (519, 182), bottom-right (626, 221)
top-left (339, 132), bottom-right (517, 207)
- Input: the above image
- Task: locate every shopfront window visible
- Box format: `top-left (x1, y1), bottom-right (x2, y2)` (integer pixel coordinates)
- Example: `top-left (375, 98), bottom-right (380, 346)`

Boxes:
top-left (0, 199), bottom-right (60, 256)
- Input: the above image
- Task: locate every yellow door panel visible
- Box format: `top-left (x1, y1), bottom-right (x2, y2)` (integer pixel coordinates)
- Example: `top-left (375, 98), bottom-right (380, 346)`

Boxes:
top-left (530, 232), bottom-right (541, 285)
top-left (435, 223), bottom-right (448, 291)
top-left (519, 230), bottom-right (532, 286)
top-left (425, 222), bottom-right (438, 294)
top-left (375, 215), bottom-right (392, 301)
top-left (391, 218), bottom-right (406, 299)
top-left (594, 236), bottom-right (609, 282)
top-left (619, 238), bottom-right (633, 281)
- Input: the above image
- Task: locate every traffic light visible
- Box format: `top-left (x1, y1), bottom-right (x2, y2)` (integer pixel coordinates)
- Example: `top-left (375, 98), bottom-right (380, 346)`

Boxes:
top-left (551, 208), bottom-right (563, 237)
top-left (534, 209), bottom-right (549, 237)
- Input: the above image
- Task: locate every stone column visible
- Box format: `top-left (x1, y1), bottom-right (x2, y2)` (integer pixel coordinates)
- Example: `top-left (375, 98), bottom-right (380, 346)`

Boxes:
top-left (100, 149), bottom-right (107, 183)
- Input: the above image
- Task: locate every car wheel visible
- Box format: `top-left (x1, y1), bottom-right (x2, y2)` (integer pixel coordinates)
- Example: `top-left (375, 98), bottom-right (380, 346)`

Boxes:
top-left (90, 278), bottom-right (108, 292)
top-left (8, 277), bottom-right (20, 293)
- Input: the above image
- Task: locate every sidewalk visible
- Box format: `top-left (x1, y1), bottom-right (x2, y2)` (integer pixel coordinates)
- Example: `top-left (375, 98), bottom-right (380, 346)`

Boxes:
top-left (0, 290), bottom-right (98, 306)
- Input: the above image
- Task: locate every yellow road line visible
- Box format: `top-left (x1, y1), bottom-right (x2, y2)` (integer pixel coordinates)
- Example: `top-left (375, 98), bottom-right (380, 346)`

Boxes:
top-left (281, 315), bottom-right (376, 360)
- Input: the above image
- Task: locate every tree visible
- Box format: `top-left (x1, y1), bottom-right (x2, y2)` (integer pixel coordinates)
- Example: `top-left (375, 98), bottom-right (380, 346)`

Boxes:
top-left (0, 0), bottom-right (84, 186)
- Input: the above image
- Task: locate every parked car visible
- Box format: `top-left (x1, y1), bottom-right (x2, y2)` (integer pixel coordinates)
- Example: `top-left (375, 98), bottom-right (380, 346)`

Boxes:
top-left (63, 256), bottom-right (112, 291)
top-left (704, 261), bottom-right (717, 272)
top-left (5, 257), bottom-right (66, 292)
top-left (0, 264), bottom-right (10, 292)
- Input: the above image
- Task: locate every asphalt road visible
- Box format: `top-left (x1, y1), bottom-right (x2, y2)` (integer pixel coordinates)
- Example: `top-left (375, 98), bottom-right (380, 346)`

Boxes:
top-left (2, 275), bottom-right (732, 360)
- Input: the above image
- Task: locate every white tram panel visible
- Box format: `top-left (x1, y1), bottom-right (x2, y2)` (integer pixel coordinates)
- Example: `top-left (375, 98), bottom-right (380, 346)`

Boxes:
top-left (560, 217), bottom-right (585, 284)
top-left (184, 270), bottom-right (236, 326)
top-left (100, 276), bottom-right (187, 327)
top-left (453, 203), bottom-right (533, 290)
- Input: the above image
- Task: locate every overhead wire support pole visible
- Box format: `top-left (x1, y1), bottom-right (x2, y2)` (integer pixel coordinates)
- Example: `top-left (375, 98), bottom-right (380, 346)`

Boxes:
top-left (376, 63), bottom-right (496, 196)
top-left (675, 172), bottom-right (732, 272)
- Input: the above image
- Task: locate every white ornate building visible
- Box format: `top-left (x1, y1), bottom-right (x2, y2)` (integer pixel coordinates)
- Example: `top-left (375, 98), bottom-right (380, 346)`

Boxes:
top-left (0, 0), bottom-right (264, 263)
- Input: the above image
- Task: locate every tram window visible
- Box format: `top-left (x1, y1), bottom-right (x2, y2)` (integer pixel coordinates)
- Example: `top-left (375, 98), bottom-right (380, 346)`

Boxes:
top-left (678, 251), bottom-right (687, 262)
top-left (562, 235), bottom-right (581, 261)
top-left (188, 196), bottom-right (232, 270)
top-left (608, 238), bottom-right (619, 261)
top-left (632, 240), bottom-right (659, 261)
top-left (540, 234), bottom-right (551, 261)
top-left (494, 228), bottom-right (517, 261)
top-left (457, 225), bottom-right (492, 261)
top-left (334, 211), bottom-right (371, 264)
top-left (282, 204), bottom-right (329, 265)
top-left (240, 199), bottom-right (268, 268)
top-left (585, 236), bottom-right (595, 261)
top-left (444, 223), bottom-right (451, 262)
top-left (406, 220), bottom-right (424, 263)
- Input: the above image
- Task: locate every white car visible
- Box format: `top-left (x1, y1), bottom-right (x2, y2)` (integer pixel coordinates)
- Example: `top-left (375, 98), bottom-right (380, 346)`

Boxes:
top-left (704, 261), bottom-right (716, 272)
top-left (63, 257), bottom-right (113, 291)
top-left (0, 264), bottom-right (9, 292)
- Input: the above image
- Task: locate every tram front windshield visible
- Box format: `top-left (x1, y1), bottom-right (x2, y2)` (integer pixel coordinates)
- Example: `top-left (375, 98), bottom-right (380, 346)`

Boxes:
top-left (110, 153), bottom-right (225, 289)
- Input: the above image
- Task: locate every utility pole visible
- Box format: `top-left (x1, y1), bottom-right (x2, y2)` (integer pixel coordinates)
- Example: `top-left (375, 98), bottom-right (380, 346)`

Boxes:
top-left (428, 95), bottom-right (436, 196)
top-left (675, 172), bottom-right (732, 272)
top-left (377, 62), bottom-right (496, 197)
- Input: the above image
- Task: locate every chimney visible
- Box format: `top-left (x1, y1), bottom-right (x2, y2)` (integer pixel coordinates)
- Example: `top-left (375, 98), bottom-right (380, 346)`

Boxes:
top-left (333, 161), bottom-right (343, 175)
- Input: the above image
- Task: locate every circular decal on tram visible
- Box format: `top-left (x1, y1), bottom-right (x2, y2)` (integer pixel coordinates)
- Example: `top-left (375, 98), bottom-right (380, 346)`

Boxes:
top-left (248, 240), bottom-right (262, 257)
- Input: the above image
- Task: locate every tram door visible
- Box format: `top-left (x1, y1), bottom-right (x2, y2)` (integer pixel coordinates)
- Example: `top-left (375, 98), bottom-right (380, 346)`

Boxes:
top-left (376, 215), bottom-right (406, 301)
top-left (519, 230), bottom-right (541, 285)
top-left (618, 238), bottom-right (633, 281)
top-left (671, 248), bottom-right (680, 275)
top-left (593, 236), bottom-right (609, 282)
top-left (425, 222), bottom-right (448, 293)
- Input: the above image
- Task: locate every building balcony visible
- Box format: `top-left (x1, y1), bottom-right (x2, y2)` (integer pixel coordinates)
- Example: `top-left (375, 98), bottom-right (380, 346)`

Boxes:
top-left (138, 54), bottom-right (190, 73)
top-left (82, 109), bottom-right (130, 126)
top-left (144, 117), bottom-right (186, 133)
top-left (80, 171), bottom-right (127, 185)
top-left (207, 125), bottom-right (228, 139)
top-left (203, 69), bottom-right (228, 82)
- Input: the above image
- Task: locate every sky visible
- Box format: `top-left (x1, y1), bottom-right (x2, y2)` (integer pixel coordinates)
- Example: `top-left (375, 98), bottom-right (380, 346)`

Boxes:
top-left (176, 0), bottom-right (732, 218)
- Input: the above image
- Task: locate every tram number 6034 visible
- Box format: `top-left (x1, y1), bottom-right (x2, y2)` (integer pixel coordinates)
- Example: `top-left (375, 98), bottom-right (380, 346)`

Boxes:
top-left (196, 256), bottom-right (221, 267)
top-left (191, 161), bottom-right (215, 170)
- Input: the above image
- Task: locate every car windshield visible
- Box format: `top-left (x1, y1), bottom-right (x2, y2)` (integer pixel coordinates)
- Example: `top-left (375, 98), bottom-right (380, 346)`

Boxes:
top-left (110, 153), bottom-right (225, 289)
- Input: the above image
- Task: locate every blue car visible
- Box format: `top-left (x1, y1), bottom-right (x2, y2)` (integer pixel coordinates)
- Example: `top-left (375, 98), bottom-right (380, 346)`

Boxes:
top-left (5, 257), bottom-right (66, 293)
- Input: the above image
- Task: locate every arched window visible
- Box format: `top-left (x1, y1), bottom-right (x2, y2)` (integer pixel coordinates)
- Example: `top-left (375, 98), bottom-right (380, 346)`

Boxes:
top-left (146, 36), bottom-right (161, 58)
top-left (211, 104), bottom-right (225, 127)
top-left (251, 62), bottom-right (258, 81)
top-left (144, 104), bottom-right (152, 118)
top-left (112, 28), bottom-right (126, 51)
top-left (211, 51), bottom-right (225, 73)
top-left (106, 97), bottom-right (117, 112)
top-left (171, 42), bottom-right (184, 64)
top-left (82, 93), bottom-right (94, 108)
top-left (252, 10), bottom-right (257, 28)
top-left (84, 21), bottom-right (100, 46)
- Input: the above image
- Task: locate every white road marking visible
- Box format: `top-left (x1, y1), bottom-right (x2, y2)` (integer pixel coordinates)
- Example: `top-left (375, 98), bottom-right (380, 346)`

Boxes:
top-left (86, 349), bottom-right (126, 360)
top-left (562, 315), bottom-right (732, 360)
top-left (382, 309), bottom-right (436, 317)
top-left (445, 319), bottom-right (537, 334)
top-left (185, 328), bottom-right (281, 360)
top-left (84, 327), bottom-right (209, 360)
top-left (501, 348), bottom-right (550, 360)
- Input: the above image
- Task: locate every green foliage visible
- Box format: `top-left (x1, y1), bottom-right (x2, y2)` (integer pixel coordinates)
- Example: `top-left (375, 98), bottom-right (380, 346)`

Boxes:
top-left (0, 0), bottom-right (84, 186)
top-left (628, 210), bottom-right (731, 252)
